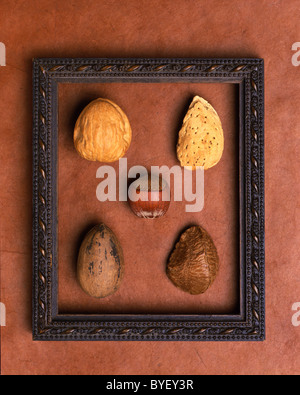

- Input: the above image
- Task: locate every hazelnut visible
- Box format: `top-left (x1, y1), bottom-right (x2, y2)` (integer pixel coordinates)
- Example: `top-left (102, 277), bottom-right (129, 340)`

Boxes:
top-left (128, 174), bottom-right (171, 219)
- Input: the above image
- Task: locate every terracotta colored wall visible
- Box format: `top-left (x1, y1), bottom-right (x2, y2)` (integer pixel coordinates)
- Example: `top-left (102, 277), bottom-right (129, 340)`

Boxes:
top-left (0, 0), bottom-right (300, 375)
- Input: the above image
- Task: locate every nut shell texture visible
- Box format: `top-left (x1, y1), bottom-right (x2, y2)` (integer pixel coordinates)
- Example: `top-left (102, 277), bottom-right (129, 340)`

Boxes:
top-left (167, 226), bottom-right (219, 295)
top-left (77, 224), bottom-right (124, 298)
top-left (177, 96), bottom-right (224, 170)
top-left (128, 174), bottom-right (171, 219)
top-left (74, 98), bottom-right (132, 162)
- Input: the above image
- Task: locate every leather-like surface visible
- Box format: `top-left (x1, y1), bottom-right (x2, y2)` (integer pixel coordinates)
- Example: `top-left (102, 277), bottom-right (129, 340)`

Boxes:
top-left (0, 0), bottom-right (299, 375)
top-left (58, 82), bottom-right (239, 316)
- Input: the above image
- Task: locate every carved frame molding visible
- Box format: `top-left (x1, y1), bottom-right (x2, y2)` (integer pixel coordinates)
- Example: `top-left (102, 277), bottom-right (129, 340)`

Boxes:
top-left (32, 58), bottom-right (265, 341)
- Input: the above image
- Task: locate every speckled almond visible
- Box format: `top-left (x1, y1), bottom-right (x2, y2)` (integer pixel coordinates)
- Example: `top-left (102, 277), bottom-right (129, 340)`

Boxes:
top-left (177, 96), bottom-right (224, 170)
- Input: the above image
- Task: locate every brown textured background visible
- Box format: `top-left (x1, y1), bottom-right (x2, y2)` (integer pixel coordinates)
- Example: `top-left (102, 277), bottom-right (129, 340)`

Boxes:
top-left (0, 0), bottom-right (300, 375)
top-left (58, 82), bottom-right (239, 315)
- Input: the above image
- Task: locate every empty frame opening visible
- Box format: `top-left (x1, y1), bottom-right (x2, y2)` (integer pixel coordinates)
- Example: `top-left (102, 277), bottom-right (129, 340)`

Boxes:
top-left (57, 81), bottom-right (240, 316)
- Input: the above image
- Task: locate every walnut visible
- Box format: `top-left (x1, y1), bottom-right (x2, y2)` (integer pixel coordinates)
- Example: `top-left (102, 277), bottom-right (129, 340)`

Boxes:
top-left (167, 226), bottom-right (219, 295)
top-left (74, 98), bottom-right (132, 162)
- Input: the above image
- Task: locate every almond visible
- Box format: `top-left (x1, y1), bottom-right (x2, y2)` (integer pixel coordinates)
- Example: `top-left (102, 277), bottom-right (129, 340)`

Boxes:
top-left (177, 96), bottom-right (224, 170)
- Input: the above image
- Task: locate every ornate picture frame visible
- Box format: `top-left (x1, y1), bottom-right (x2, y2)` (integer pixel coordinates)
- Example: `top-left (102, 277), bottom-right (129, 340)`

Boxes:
top-left (32, 58), bottom-right (265, 341)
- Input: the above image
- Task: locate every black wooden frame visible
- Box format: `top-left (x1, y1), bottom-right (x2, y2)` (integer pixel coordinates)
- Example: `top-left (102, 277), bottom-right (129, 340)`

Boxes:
top-left (32, 58), bottom-right (265, 341)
